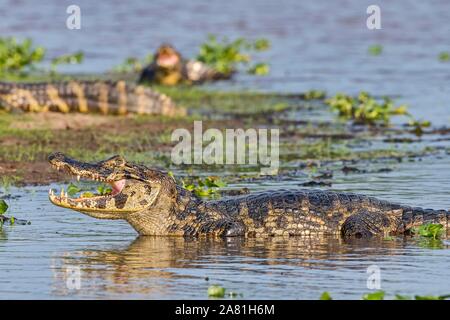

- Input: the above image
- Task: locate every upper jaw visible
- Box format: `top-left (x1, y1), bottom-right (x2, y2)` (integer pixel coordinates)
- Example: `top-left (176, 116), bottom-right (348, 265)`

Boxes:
top-left (48, 152), bottom-right (116, 183)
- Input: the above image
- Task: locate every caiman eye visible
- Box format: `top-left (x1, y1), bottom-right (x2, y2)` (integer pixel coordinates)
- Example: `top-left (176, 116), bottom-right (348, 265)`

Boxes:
top-left (100, 155), bottom-right (126, 168)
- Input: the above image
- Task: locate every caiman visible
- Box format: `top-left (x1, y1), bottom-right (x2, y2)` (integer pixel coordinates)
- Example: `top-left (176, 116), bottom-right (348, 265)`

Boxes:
top-left (0, 80), bottom-right (184, 116)
top-left (48, 152), bottom-right (449, 238)
top-left (138, 44), bottom-right (230, 85)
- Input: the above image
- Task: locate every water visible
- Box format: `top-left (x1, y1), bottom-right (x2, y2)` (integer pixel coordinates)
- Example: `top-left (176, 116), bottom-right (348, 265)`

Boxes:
top-left (0, 155), bottom-right (449, 299)
top-left (1, 0), bottom-right (450, 125)
top-left (1, 0), bottom-right (450, 299)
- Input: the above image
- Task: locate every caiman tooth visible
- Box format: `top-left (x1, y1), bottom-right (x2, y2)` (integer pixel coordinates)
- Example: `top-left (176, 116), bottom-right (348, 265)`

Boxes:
top-left (77, 175), bottom-right (80, 182)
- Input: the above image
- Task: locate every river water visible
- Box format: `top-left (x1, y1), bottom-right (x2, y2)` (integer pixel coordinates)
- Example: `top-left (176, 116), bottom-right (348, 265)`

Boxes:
top-left (0, 0), bottom-right (449, 299)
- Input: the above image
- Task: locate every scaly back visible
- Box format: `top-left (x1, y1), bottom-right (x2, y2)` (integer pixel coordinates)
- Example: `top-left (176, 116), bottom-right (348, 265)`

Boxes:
top-left (0, 80), bottom-right (184, 116)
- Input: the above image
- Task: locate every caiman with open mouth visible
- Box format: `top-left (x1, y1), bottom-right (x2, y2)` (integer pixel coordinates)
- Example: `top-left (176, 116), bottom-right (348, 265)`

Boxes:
top-left (138, 44), bottom-right (230, 85)
top-left (48, 152), bottom-right (449, 238)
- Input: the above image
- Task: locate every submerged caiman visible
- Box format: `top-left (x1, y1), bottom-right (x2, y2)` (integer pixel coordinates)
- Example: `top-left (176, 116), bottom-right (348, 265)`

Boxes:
top-left (0, 80), bottom-right (184, 116)
top-left (47, 152), bottom-right (449, 238)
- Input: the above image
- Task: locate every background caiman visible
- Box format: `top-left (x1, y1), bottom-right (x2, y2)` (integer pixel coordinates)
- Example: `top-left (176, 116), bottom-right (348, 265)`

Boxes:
top-left (0, 80), bottom-right (184, 115)
top-left (48, 152), bottom-right (449, 238)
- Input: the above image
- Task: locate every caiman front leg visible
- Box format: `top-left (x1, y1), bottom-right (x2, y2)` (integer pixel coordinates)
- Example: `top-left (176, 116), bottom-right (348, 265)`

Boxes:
top-left (195, 218), bottom-right (246, 237)
top-left (340, 210), bottom-right (403, 238)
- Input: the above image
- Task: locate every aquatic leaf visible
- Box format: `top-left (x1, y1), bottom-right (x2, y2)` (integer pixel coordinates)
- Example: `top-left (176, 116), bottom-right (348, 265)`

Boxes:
top-left (197, 35), bottom-right (270, 76)
top-left (253, 38), bottom-right (271, 51)
top-left (394, 294), bottom-right (411, 300)
top-left (0, 37), bottom-right (46, 74)
top-left (414, 295), bottom-right (446, 300)
top-left (208, 285), bottom-right (226, 298)
top-left (438, 52), bottom-right (450, 62)
top-left (0, 200), bottom-right (8, 215)
top-left (67, 183), bottom-right (82, 197)
top-left (247, 63), bottom-right (270, 76)
top-left (415, 223), bottom-right (444, 240)
top-left (362, 291), bottom-right (385, 300)
top-left (80, 192), bottom-right (95, 198)
top-left (97, 184), bottom-right (112, 195)
top-left (368, 44), bottom-right (383, 56)
top-left (9, 216), bottom-right (14, 225)
top-left (325, 91), bottom-right (412, 125)
top-left (320, 292), bottom-right (333, 300)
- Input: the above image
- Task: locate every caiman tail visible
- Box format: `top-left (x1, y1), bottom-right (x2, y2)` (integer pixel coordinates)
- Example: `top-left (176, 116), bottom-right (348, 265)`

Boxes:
top-left (0, 80), bottom-right (185, 116)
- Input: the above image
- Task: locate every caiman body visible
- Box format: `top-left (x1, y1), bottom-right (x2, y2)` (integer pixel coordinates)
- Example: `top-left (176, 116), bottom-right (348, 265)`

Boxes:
top-left (0, 80), bottom-right (184, 116)
top-left (48, 152), bottom-right (449, 238)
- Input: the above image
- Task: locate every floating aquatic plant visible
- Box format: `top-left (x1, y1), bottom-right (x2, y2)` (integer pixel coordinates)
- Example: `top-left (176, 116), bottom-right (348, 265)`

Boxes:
top-left (325, 91), bottom-right (409, 125)
top-left (197, 34), bottom-right (271, 76)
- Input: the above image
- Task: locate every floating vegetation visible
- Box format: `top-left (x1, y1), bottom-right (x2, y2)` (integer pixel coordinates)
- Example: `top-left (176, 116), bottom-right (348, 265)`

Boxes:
top-left (181, 176), bottom-right (227, 198)
top-left (413, 223), bottom-right (444, 240)
top-left (67, 182), bottom-right (112, 198)
top-left (197, 34), bottom-right (271, 76)
top-left (319, 292), bottom-right (332, 300)
top-left (325, 91), bottom-right (409, 125)
top-left (0, 199), bottom-right (16, 226)
top-left (406, 119), bottom-right (431, 136)
top-left (207, 285), bottom-right (226, 298)
top-left (112, 54), bottom-right (154, 73)
top-left (0, 37), bottom-right (84, 76)
top-left (0, 37), bottom-right (45, 74)
top-left (321, 291), bottom-right (450, 300)
top-left (0, 199), bottom-right (8, 215)
top-left (362, 290), bottom-right (385, 300)
top-left (300, 90), bottom-right (327, 100)
top-left (438, 51), bottom-right (450, 62)
top-left (50, 51), bottom-right (84, 73)
top-left (247, 62), bottom-right (270, 76)
top-left (368, 44), bottom-right (383, 56)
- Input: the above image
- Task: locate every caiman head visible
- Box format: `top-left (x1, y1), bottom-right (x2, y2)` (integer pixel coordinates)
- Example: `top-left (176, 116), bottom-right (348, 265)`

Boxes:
top-left (48, 152), bottom-right (181, 235)
top-left (153, 44), bottom-right (183, 85)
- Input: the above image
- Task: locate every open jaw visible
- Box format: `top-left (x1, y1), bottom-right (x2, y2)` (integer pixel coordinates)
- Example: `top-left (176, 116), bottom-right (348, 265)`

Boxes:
top-left (157, 48), bottom-right (180, 67)
top-left (48, 161), bottom-right (129, 213)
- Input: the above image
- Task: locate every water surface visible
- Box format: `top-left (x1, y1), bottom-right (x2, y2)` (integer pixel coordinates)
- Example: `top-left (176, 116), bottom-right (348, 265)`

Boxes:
top-left (0, 0), bottom-right (449, 299)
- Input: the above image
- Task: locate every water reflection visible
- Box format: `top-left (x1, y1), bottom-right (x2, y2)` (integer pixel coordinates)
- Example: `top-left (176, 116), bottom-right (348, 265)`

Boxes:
top-left (51, 235), bottom-right (440, 298)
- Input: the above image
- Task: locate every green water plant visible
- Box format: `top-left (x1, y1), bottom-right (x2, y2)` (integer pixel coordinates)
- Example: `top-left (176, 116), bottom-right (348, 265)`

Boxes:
top-left (112, 54), bottom-right (154, 73)
top-left (319, 292), bottom-right (333, 300)
top-left (321, 291), bottom-right (450, 300)
top-left (67, 182), bottom-right (112, 198)
top-left (0, 199), bottom-right (15, 226)
top-left (0, 200), bottom-right (8, 215)
top-left (413, 223), bottom-right (444, 240)
top-left (406, 119), bottom-right (431, 136)
top-left (368, 44), bottom-right (383, 56)
top-left (0, 36), bottom-right (84, 76)
top-left (438, 52), bottom-right (450, 62)
top-left (208, 285), bottom-right (226, 298)
top-left (300, 90), bottom-right (327, 100)
top-left (181, 176), bottom-right (227, 198)
top-left (0, 37), bottom-right (45, 74)
top-left (362, 290), bottom-right (385, 300)
top-left (325, 91), bottom-right (409, 125)
top-left (50, 51), bottom-right (84, 73)
top-left (197, 34), bottom-right (270, 76)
